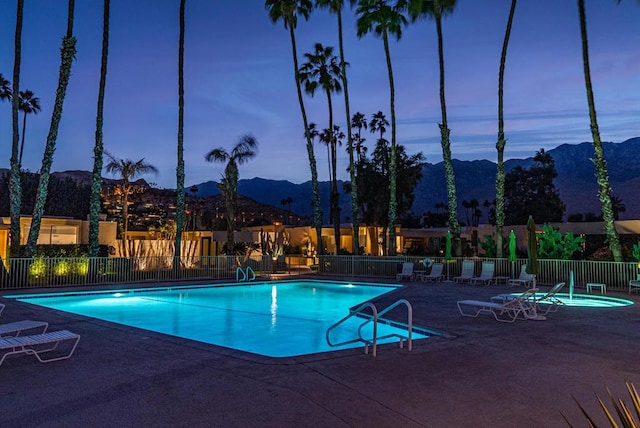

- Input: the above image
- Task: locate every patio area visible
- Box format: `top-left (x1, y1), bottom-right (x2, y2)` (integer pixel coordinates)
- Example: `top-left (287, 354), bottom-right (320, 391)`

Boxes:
top-left (1, 276), bottom-right (639, 427)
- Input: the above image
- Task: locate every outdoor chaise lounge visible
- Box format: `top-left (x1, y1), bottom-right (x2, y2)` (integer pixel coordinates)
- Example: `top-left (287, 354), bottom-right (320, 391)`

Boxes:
top-left (396, 262), bottom-right (414, 281)
top-left (0, 303), bottom-right (4, 316)
top-left (469, 261), bottom-right (495, 286)
top-left (507, 265), bottom-right (535, 288)
top-left (0, 320), bottom-right (49, 337)
top-left (457, 288), bottom-right (542, 322)
top-left (421, 263), bottom-right (444, 282)
top-left (0, 330), bottom-right (80, 366)
top-left (492, 282), bottom-right (566, 316)
top-left (454, 260), bottom-right (475, 283)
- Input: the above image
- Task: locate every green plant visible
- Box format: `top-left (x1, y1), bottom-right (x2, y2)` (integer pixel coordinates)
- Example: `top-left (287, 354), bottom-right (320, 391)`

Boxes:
top-left (563, 381), bottom-right (640, 427)
top-left (632, 242), bottom-right (640, 263)
top-left (538, 224), bottom-right (585, 260)
top-left (479, 234), bottom-right (497, 258)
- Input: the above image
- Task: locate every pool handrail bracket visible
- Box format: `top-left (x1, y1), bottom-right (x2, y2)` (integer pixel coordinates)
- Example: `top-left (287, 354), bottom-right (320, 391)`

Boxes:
top-left (325, 298), bottom-right (413, 357)
top-left (235, 266), bottom-right (256, 282)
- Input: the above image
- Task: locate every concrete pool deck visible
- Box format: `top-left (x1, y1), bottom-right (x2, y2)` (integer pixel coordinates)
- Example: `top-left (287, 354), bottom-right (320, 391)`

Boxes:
top-left (1, 277), bottom-right (639, 427)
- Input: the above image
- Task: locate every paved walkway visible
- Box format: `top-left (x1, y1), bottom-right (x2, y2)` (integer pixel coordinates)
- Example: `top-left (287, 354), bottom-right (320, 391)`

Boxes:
top-left (1, 277), bottom-right (640, 427)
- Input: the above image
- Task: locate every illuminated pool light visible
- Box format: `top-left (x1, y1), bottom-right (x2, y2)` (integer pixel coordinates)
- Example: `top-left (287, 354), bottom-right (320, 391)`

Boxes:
top-left (507, 292), bottom-right (633, 308)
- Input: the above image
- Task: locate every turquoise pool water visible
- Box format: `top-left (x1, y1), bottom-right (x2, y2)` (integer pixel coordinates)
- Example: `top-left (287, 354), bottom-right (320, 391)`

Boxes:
top-left (8, 280), bottom-right (430, 357)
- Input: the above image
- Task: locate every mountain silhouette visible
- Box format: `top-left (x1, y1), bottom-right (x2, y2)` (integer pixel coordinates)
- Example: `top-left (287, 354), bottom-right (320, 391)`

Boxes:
top-left (193, 137), bottom-right (640, 222)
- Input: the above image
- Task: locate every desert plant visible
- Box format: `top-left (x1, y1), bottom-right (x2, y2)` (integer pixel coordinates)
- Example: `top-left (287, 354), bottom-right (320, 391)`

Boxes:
top-left (479, 234), bottom-right (497, 258)
top-left (563, 381), bottom-right (640, 427)
top-left (538, 224), bottom-right (584, 260)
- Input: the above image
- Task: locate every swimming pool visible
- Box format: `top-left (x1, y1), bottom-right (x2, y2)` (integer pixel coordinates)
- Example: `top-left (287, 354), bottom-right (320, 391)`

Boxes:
top-left (8, 280), bottom-right (431, 357)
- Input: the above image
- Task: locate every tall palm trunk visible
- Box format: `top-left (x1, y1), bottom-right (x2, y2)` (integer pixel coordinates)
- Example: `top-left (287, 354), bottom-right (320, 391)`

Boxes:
top-left (382, 31), bottom-right (397, 256)
top-left (26, 0), bottom-right (77, 257)
top-left (495, 0), bottom-right (517, 259)
top-left (175, 0), bottom-right (186, 267)
top-left (289, 26), bottom-right (323, 255)
top-left (578, 0), bottom-right (622, 261)
top-left (337, 8), bottom-right (359, 255)
top-left (326, 90), bottom-right (340, 252)
top-left (9, 0), bottom-right (24, 258)
top-left (19, 111), bottom-right (28, 167)
top-left (435, 10), bottom-right (461, 257)
top-left (89, 0), bottom-right (110, 258)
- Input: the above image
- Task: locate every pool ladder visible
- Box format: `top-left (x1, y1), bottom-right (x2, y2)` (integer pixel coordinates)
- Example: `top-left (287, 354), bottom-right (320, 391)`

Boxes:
top-left (236, 266), bottom-right (256, 282)
top-left (325, 299), bottom-right (413, 357)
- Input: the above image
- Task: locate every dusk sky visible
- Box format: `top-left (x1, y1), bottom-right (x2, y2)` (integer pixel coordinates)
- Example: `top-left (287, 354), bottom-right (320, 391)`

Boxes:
top-left (1, 0), bottom-right (639, 189)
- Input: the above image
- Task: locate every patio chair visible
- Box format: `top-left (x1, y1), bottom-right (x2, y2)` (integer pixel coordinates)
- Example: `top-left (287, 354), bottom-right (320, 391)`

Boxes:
top-left (508, 265), bottom-right (535, 288)
top-left (629, 274), bottom-right (640, 294)
top-left (396, 262), bottom-right (414, 281)
top-left (0, 320), bottom-right (49, 337)
top-left (457, 288), bottom-right (542, 323)
top-left (492, 282), bottom-right (566, 316)
top-left (470, 262), bottom-right (495, 286)
top-left (0, 330), bottom-right (80, 366)
top-left (421, 263), bottom-right (444, 282)
top-left (454, 260), bottom-right (475, 283)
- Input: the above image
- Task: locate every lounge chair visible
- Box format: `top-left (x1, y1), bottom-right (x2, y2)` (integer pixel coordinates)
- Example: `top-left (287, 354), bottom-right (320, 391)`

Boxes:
top-left (396, 262), bottom-right (414, 281)
top-left (492, 282), bottom-right (566, 316)
top-left (470, 261), bottom-right (495, 286)
top-left (421, 263), bottom-right (444, 282)
top-left (0, 320), bottom-right (49, 337)
top-left (454, 260), bottom-right (475, 283)
top-left (0, 330), bottom-right (80, 366)
top-left (0, 303), bottom-right (4, 317)
top-left (629, 274), bottom-right (640, 294)
top-left (508, 265), bottom-right (535, 288)
top-left (457, 288), bottom-right (542, 322)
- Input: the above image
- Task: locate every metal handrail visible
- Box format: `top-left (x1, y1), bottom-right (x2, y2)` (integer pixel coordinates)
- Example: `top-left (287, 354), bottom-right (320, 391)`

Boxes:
top-left (325, 298), bottom-right (413, 357)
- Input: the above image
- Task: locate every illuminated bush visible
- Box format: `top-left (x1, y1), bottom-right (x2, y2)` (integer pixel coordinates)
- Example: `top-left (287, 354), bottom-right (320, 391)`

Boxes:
top-left (30, 258), bottom-right (47, 278)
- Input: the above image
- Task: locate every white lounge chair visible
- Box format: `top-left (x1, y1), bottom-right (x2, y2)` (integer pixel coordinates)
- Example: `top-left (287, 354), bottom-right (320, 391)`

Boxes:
top-left (0, 303), bottom-right (5, 316)
top-left (492, 282), bottom-right (566, 316)
top-left (396, 262), bottom-right (414, 281)
top-left (0, 320), bottom-right (49, 337)
top-left (470, 261), bottom-right (495, 286)
top-left (508, 265), bottom-right (535, 288)
top-left (421, 263), bottom-right (444, 282)
top-left (457, 289), bottom-right (542, 322)
top-left (0, 330), bottom-right (80, 366)
top-left (629, 274), bottom-right (640, 294)
top-left (454, 260), bottom-right (475, 283)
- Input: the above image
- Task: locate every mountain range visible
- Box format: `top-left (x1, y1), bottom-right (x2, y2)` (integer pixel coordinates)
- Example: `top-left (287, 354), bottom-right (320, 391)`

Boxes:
top-left (4, 137), bottom-right (639, 223)
top-left (193, 137), bottom-right (640, 222)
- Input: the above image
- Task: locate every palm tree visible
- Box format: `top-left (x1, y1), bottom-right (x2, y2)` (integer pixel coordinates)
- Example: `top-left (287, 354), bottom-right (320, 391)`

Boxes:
top-left (358, 4), bottom-right (402, 255)
top-left (315, 0), bottom-right (361, 254)
top-left (578, 0), bottom-right (622, 261)
top-left (369, 110), bottom-right (389, 142)
top-left (408, 0), bottom-right (461, 256)
top-left (299, 42), bottom-right (343, 252)
top-left (205, 135), bottom-right (258, 254)
top-left (265, 0), bottom-right (324, 255)
top-left (351, 111), bottom-right (368, 163)
top-left (104, 152), bottom-right (158, 241)
top-left (0, 74), bottom-right (10, 102)
top-left (8, 1), bottom-right (24, 259)
top-left (25, 0), bottom-right (78, 257)
top-left (17, 89), bottom-right (41, 168)
top-left (494, 0), bottom-right (517, 258)
top-left (175, 0), bottom-right (187, 266)
top-left (89, 0), bottom-right (110, 258)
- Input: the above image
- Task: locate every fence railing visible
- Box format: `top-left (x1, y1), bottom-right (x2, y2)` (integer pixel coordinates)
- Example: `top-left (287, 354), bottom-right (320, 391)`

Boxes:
top-left (2, 255), bottom-right (637, 292)
top-left (318, 256), bottom-right (639, 292)
top-left (0, 255), bottom-right (311, 290)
